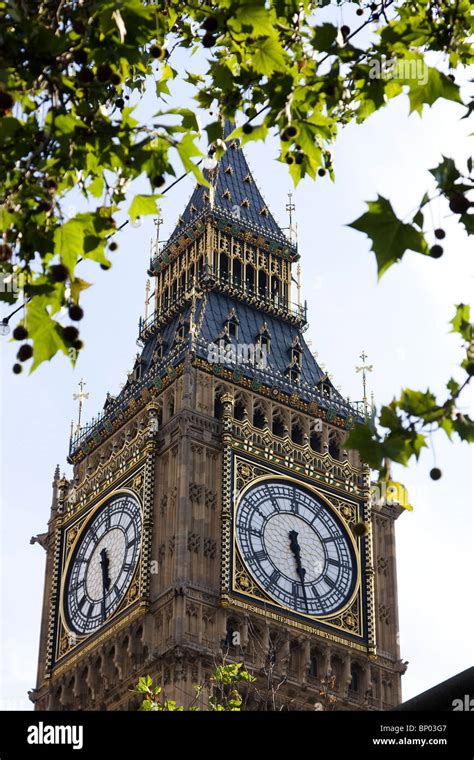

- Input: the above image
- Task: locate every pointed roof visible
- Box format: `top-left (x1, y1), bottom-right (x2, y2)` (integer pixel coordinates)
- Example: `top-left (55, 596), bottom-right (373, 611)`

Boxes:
top-left (167, 121), bottom-right (296, 252)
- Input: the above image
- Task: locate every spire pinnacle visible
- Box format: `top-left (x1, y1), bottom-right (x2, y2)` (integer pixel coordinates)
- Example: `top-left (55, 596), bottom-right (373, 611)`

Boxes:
top-left (73, 378), bottom-right (89, 433)
top-left (355, 351), bottom-right (373, 421)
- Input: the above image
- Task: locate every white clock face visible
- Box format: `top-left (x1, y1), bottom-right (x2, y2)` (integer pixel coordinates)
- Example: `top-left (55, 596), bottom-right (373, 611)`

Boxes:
top-left (63, 493), bottom-right (142, 635)
top-left (236, 480), bottom-right (357, 616)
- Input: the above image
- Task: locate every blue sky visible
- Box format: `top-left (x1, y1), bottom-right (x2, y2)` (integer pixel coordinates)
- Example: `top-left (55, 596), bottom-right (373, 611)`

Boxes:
top-left (1, 30), bottom-right (473, 709)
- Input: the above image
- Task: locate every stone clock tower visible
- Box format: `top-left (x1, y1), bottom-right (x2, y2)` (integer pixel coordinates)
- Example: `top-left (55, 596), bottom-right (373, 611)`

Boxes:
top-left (31, 123), bottom-right (406, 711)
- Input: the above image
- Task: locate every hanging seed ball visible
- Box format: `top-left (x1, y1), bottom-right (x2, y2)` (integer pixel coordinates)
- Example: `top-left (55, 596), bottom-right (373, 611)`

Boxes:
top-left (77, 66), bottom-right (94, 84)
top-left (97, 64), bottom-right (113, 82)
top-left (449, 193), bottom-right (470, 215)
top-left (13, 363), bottom-right (23, 374)
top-left (430, 467), bottom-right (442, 480)
top-left (72, 19), bottom-right (86, 35)
top-left (281, 129), bottom-right (291, 142)
top-left (285, 125), bottom-right (299, 138)
top-left (0, 90), bottom-right (14, 111)
top-left (245, 106), bottom-right (257, 118)
top-left (72, 339), bottom-right (84, 351)
top-left (50, 264), bottom-right (70, 282)
top-left (13, 325), bottom-right (28, 341)
top-left (356, 8), bottom-right (364, 15)
top-left (318, 168), bottom-right (326, 177)
top-left (111, 73), bottom-right (121, 86)
top-left (115, 97), bottom-right (125, 109)
top-left (341, 25), bottom-right (351, 38)
top-left (17, 343), bottom-right (33, 362)
top-left (242, 123), bottom-right (253, 135)
top-left (448, 74), bottom-right (455, 83)
top-left (0, 243), bottom-right (12, 262)
top-left (152, 174), bottom-right (165, 187)
top-left (150, 45), bottom-right (165, 59)
top-left (63, 325), bottom-right (79, 342)
top-left (73, 49), bottom-right (88, 65)
top-left (68, 304), bottom-right (84, 321)
top-left (202, 33), bottom-right (216, 48)
top-left (100, 262), bottom-right (111, 270)
top-left (370, 2), bottom-right (378, 9)
top-left (285, 154), bottom-right (295, 165)
top-left (434, 228), bottom-right (446, 240)
top-left (108, 241), bottom-right (118, 252)
top-left (353, 521), bottom-right (369, 537)
top-left (295, 154), bottom-right (304, 165)
top-left (429, 245), bottom-right (443, 258)
top-left (203, 17), bottom-right (219, 32)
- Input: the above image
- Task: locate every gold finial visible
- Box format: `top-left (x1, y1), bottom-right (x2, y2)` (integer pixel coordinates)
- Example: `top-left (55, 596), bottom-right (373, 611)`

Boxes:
top-left (144, 278), bottom-right (151, 321)
top-left (286, 192), bottom-right (295, 242)
top-left (73, 378), bottom-right (89, 433)
top-left (355, 351), bottom-right (373, 421)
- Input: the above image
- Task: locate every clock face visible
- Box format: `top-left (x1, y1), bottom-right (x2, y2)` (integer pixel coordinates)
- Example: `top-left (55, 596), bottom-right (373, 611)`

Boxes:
top-left (63, 492), bottom-right (142, 636)
top-left (235, 480), bottom-right (357, 617)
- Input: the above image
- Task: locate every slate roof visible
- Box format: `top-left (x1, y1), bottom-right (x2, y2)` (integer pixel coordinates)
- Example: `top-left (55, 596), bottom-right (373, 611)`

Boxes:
top-left (166, 121), bottom-right (295, 251)
top-left (132, 292), bottom-right (350, 413)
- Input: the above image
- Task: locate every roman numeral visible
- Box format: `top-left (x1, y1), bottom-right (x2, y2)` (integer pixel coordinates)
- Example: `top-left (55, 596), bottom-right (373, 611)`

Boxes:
top-left (292, 582), bottom-right (301, 598)
top-left (253, 549), bottom-right (266, 562)
top-left (268, 569), bottom-right (281, 586)
top-left (324, 576), bottom-right (336, 588)
top-left (290, 497), bottom-right (299, 514)
top-left (327, 558), bottom-right (340, 567)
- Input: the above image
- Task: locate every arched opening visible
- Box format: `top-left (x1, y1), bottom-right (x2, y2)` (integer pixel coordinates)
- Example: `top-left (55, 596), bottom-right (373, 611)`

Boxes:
top-left (246, 265), bottom-right (255, 293)
top-left (214, 394), bottom-right (223, 420)
top-left (234, 399), bottom-right (246, 421)
top-left (328, 431), bottom-right (341, 460)
top-left (350, 664), bottom-right (361, 693)
top-left (258, 269), bottom-right (268, 297)
top-left (253, 406), bottom-right (266, 429)
top-left (309, 652), bottom-right (319, 678)
top-left (291, 420), bottom-right (303, 445)
top-left (271, 275), bottom-right (280, 302)
top-left (272, 412), bottom-right (285, 437)
top-left (219, 252), bottom-right (229, 279)
top-left (310, 431), bottom-right (322, 453)
top-left (233, 259), bottom-right (242, 286)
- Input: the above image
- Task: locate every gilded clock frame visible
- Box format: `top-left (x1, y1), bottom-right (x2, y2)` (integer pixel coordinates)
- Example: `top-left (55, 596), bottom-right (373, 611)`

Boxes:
top-left (51, 464), bottom-right (150, 671)
top-left (224, 451), bottom-right (374, 649)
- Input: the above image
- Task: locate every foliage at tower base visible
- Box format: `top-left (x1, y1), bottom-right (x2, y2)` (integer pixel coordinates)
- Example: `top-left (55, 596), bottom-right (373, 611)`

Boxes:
top-left (1, 0), bottom-right (473, 470)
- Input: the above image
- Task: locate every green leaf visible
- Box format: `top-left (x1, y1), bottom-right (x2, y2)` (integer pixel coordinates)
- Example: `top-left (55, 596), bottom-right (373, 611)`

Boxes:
top-left (128, 194), bottom-right (160, 222)
top-left (26, 300), bottom-right (68, 371)
top-left (344, 424), bottom-right (384, 469)
top-left (252, 37), bottom-right (287, 76)
top-left (348, 196), bottom-right (429, 277)
top-left (429, 156), bottom-right (460, 193)
top-left (233, 3), bottom-right (275, 36)
top-left (450, 303), bottom-right (471, 341)
top-left (53, 219), bottom-right (85, 273)
top-left (405, 67), bottom-right (462, 115)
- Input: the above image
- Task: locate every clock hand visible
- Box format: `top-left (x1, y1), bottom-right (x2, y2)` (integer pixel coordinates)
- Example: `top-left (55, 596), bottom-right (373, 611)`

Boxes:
top-left (288, 530), bottom-right (309, 613)
top-left (99, 548), bottom-right (111, 621)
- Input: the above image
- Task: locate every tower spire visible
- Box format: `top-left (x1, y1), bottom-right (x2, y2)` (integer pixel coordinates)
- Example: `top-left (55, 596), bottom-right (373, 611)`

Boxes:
top-left (285, 192), bottom-right (295, 243)
top-left (355, 351), bottom-right (373, 421)
top-left (73, 378), bottom-right (89, 433)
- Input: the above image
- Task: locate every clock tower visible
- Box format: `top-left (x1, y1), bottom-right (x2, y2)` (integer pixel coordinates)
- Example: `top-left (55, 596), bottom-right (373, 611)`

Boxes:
top-left (31, 122), bottom-right (406, 711)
